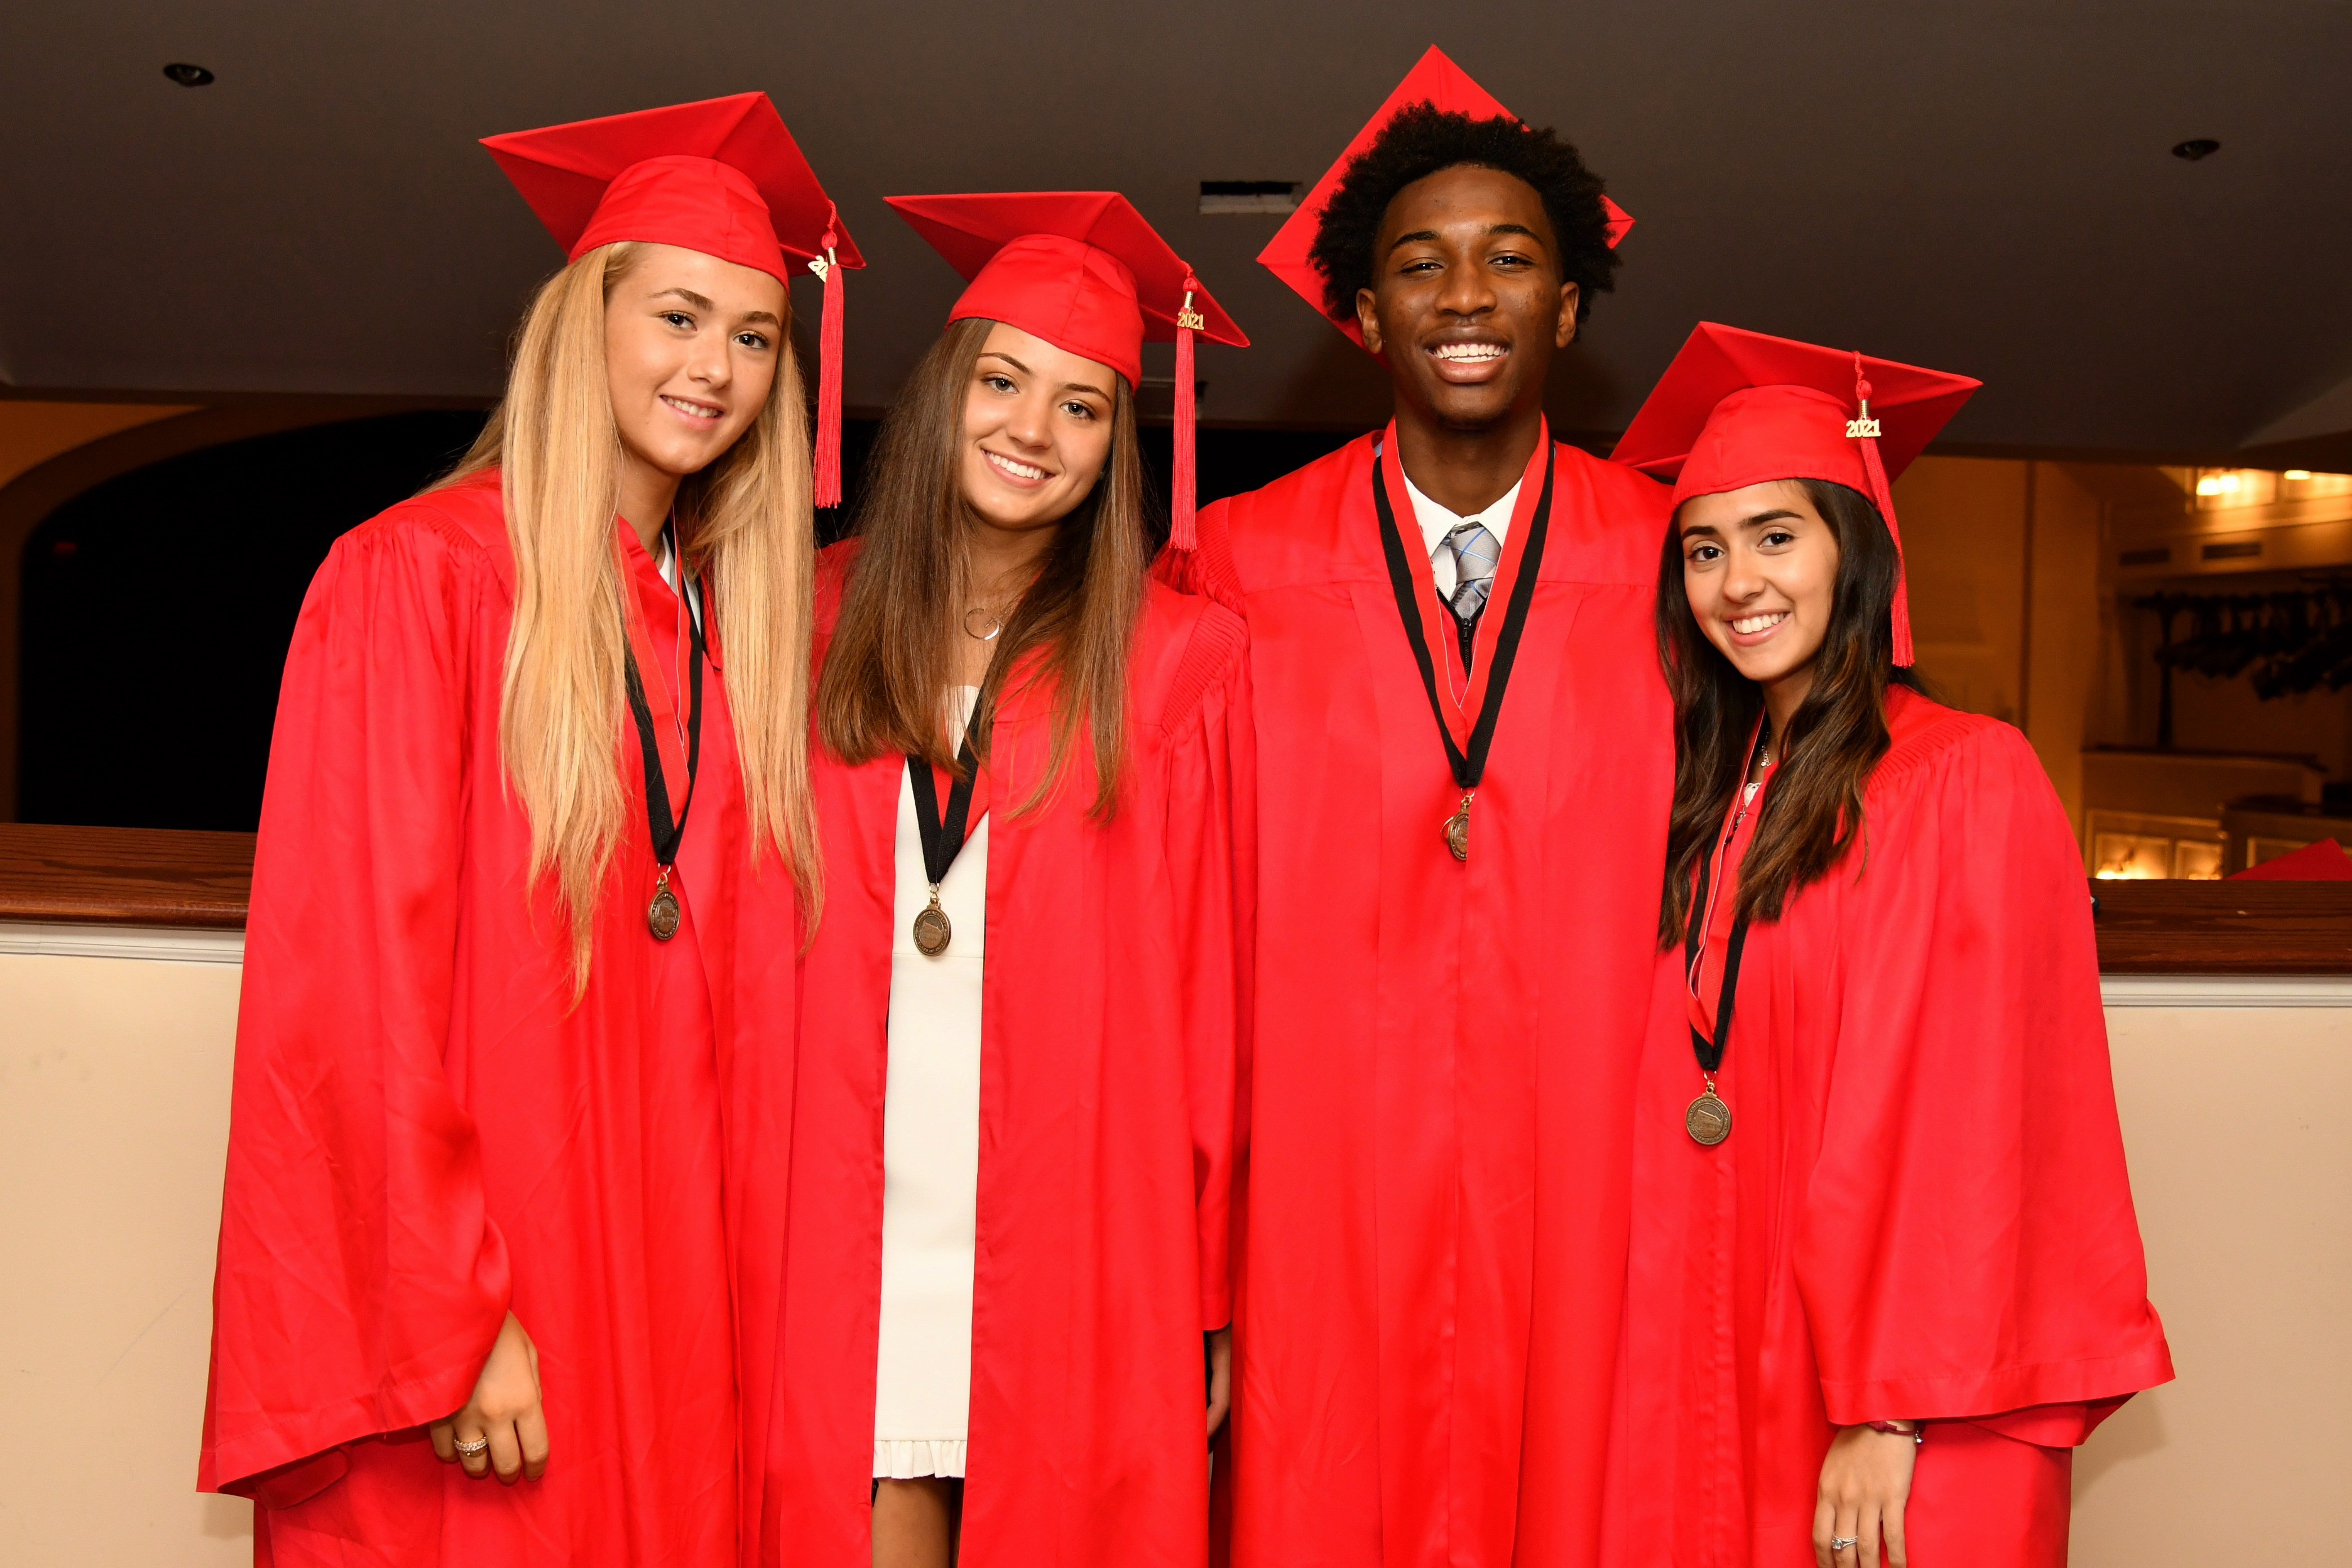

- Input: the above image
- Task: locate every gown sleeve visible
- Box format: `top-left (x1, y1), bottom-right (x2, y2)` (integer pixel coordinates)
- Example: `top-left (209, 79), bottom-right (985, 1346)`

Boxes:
top-left (199, 511), bottom-right (512, 1504)
top-left (1793, 720), bottom-right (2172, 1431)
top-left (1160, 603), bottom-right (1255, 1332)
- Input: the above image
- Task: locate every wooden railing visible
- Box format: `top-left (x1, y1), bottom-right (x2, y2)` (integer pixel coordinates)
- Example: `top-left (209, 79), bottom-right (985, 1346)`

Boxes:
top-left (0, 823), bottom-right (252, 928)
top-left (2089, 877), bottom-right (2352, 973)
top-left (2, 823), bottom-right (2347, 972)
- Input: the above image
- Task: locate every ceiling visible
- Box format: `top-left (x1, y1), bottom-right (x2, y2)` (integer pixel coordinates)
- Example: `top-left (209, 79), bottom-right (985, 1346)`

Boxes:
top-left (5, 2), bottom-right (2350, 463)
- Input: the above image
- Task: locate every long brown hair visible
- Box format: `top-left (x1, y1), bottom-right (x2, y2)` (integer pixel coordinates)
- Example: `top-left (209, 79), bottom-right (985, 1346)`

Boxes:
top-left (1656, 479), bottom-right (1925, 945)
top-left (817, 317), bottom-right (1149, 813)
top-left (441, 241), bottom-right (820, 980)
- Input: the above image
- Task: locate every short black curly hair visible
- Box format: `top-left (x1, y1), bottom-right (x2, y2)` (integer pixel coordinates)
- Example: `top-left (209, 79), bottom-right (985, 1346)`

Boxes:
top-left (1309, 104), bottom-right (1620, 327)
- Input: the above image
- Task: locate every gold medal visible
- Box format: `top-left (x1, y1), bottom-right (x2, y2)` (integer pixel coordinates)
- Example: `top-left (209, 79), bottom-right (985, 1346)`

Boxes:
top-left (911, 888), bottom-right (952, 956)
top-left (648, 872), bottom-right (682, 941)
top-left (1444, 791), bottom-right (1473, 862)
top-left (1373, 447), bottom-right (1556, 877)
top-left (623, 528), bottom-right (706, 949)
top-left (1685, 1081), bottom-right (1731, 1146)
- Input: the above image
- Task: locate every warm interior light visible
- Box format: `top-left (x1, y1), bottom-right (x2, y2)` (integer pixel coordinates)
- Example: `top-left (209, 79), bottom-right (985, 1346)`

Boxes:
top-left (2194, 473), bottom-right (2242, 496)
top-left (2286, 469), bottom-right (2314, 481)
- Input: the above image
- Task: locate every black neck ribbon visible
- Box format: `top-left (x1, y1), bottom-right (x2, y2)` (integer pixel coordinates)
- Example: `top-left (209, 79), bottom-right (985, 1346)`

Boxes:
top-left (621, 524), bottom-right (707, 871)
top-left (906, 730), bottom-right (981, 889)
top-left (1371, 441), bottom-right (1557, 794)
top-left (1684, 858), bottom-right (1753, 1076)
top-left (1684, 728), bottom-right (1772, 1075)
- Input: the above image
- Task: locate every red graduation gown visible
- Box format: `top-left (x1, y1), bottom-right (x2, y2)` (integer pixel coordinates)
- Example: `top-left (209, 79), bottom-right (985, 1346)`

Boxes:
top-left (200, 472), bottom-right (804, 1567)
top-left (756, 547), bottom-right (1251, 1567)
top-left (1606, 688), bottom-right (2173, 1566)
top-left (1173, 434), bottom-right (1676, 1568)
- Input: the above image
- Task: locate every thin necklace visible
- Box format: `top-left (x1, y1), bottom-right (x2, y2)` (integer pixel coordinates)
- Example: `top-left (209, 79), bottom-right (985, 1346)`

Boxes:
top-left (1744, 723), bottom-right (1776, 800)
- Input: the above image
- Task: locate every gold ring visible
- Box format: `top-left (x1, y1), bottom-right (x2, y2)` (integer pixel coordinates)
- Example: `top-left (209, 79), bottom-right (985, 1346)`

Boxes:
top-left (453, 1436), bottom-right (489, 1458)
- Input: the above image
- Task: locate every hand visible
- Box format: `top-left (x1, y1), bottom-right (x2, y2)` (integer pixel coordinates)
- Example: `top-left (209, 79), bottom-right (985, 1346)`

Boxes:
top-left (1814, 1423), bottom-right (1917, 1568)
top-left (1205, 1327), bottom-right (1233, 1438)
top-left (429, 1313), bottom-right (549, 1484)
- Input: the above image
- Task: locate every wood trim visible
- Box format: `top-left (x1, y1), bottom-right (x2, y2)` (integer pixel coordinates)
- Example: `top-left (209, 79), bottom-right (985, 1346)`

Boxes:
top-left (2093, 878), bottom-right (2352, 974)
top-left (2101, 974), bottom-right (2352, 1008)
top-left (2, 825), bottom-right (2346, 973)
top-left (0, 823), bottom-right (251, 928)
top-left (0, 921), bottom-right (245, 964)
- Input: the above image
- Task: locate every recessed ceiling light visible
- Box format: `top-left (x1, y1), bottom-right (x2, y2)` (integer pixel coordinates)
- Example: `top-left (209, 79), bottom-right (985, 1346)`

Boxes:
top-left (163, 62), bottom-right (215, 87)
top-left (2285, 470), bottom-right (2313, 480)
top-left (2171, 138), bottom-right (2220, 162)
top-left (1201, 181), bottom-right (1301, 215)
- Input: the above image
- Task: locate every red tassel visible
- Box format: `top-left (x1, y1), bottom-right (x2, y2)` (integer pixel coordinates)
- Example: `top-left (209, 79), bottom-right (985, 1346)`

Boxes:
top-left (1170, 276), bottom-right (1202, 553)
top-left (1851, 357), bottom-right (1914, 667)
top-left (812, 217), bottom-right (846, 510)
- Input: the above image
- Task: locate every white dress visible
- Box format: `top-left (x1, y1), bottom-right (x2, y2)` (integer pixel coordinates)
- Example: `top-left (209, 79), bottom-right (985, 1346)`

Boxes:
top-left (872, 688), bottom-right (987, 1480)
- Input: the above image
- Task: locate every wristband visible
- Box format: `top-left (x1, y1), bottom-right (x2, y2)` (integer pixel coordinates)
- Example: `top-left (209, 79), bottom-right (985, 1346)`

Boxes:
top-left (1864, 1420), bottom-right (1924, 1444)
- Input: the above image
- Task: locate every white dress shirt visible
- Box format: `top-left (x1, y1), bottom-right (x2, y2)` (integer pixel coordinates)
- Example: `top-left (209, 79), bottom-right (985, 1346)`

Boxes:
top-left (1400, 469), bottom-right (1521, 603)
top-left (654, 534), bottom-right (703, 631)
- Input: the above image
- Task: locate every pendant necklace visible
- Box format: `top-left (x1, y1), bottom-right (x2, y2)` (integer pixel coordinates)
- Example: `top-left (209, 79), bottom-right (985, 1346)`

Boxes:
top-left (620, 520), bottom-right (707, 941)
top-left (1682, 725), bottom-right (1772, 1143)
top-left (1371, 426), bottom-right (1556, 863)
top-left (905, 711), bottom-right (982, 957)
top-left (964, 574), bottom-right (1027, 645)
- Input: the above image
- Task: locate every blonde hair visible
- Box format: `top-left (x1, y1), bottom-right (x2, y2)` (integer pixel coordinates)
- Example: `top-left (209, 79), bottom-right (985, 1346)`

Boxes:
top-left (442, 241), bottom-right (817, 982)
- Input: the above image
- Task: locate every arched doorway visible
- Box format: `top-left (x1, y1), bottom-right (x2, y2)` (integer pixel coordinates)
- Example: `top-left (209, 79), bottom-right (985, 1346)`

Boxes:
top-left (17, 411), bottom-right (487, 829)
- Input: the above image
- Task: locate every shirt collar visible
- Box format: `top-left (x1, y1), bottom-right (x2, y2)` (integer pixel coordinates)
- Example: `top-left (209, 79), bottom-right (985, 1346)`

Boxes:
top-left (1400, 466), bottom-right (1522, 561)
top-left (655, 533), bottom-right (703, 631)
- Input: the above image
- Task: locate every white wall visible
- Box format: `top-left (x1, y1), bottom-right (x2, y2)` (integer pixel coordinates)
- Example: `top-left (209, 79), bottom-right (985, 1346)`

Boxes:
top-left (0, 930), bottom-right (252, 1565)
top-left (1, 932), bottom-right (2342, 1565)
top-left (2071, 976), bottom-right (2352, 1565)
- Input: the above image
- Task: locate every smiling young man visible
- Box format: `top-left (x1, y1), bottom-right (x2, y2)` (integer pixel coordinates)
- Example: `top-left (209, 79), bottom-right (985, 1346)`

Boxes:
top-left (1164, 50), bottom-right (1673, 1568)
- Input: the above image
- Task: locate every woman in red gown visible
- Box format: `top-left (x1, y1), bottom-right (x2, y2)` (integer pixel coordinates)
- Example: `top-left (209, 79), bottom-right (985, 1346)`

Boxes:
top-left (199, 95), bottom-right (851, 1566)
top-left (1603, 324), bottom-right (2174, 1568)
top-left (762, 193), bottom-right (1252, 1568)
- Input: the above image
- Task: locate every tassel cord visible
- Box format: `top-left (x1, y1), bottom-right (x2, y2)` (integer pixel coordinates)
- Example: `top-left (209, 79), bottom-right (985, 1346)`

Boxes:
top-left (1851, 359), bottom-right (1914, 668)
top-left (812, 219), bottom-right (846, 510)
top-left (1170, 276), bottom-right (1202, 553)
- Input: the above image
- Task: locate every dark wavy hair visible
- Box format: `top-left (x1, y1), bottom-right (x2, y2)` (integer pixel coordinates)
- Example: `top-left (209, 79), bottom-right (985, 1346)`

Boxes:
top-left (1308, 102), bottom-right (1621, 326)
top-left (1655, 480), bottom-right (1926, 946)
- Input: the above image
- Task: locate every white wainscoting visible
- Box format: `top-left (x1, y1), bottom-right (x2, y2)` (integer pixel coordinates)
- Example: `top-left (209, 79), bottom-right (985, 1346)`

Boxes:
top-left (1, 930), bottom-right (2342, 1566)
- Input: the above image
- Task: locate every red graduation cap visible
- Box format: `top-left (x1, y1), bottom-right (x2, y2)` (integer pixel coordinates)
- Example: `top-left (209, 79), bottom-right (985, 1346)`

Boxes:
top-left (1260, 45), bottom-right (1634, 350)
top-left (1612, 322), bottom-right (1981, 667)
top-left (482, 93), bottom-right (864, 505)
top-left (888, 191), bottom-right (1248, 551)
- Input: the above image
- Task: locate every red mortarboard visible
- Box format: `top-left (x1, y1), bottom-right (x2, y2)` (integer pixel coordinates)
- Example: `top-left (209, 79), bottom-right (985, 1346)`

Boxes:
top-left (1612, 323), bottom-right (1981, 667)
top-left (482, 93), bottom-right (863, 505)
top-left (1260, 45), bottom-right (1635, 350)
top-left (888, 191), bottom-right (1248, 551)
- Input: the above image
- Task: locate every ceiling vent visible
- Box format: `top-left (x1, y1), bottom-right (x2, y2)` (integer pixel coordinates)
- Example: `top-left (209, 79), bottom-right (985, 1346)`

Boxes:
top-left (1200, 181), bottom-right (1300, 215)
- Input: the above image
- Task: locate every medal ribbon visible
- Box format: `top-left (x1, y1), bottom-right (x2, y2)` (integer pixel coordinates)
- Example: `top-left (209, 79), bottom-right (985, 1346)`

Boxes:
top-left (905, 721), bottom-right (983, 891)
top-left (1371, 422), bottom-right (1557, 783)
top-left (618, 522), bottom-right (707, 871)
top-left (1685, 725), bottom-right (1774, 1073)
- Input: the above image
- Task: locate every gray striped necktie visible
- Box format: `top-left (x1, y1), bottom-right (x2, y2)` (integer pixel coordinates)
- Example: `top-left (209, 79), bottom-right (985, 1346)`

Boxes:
top-left (1444, 520), bottom-right (1502, 622)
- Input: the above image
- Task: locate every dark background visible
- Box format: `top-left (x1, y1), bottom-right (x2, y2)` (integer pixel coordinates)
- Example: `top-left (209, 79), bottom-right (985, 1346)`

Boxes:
top-left (17, 411), bottom-right (1356, 830)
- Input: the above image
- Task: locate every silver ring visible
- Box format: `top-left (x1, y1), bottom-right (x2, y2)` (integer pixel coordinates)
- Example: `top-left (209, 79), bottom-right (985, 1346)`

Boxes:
top-left (453, 1436), bottom-right (489, 1458)
top-left (1829, 1539), bottom-right (1858, 1553)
